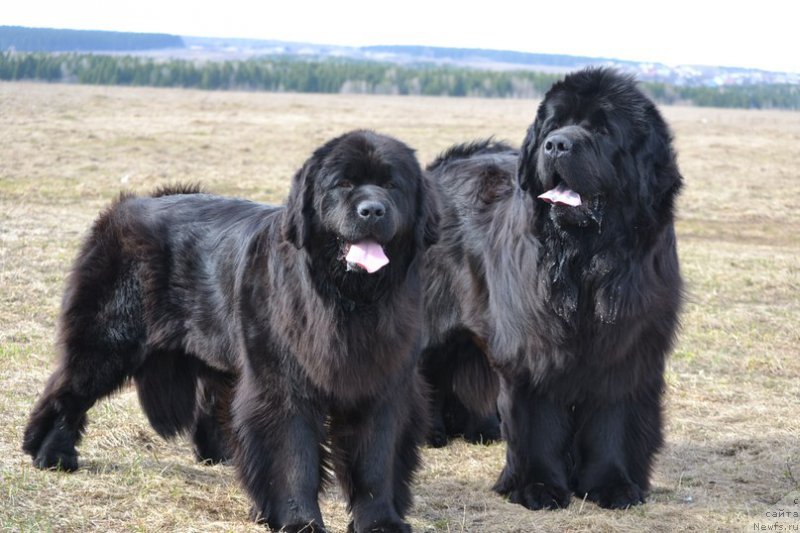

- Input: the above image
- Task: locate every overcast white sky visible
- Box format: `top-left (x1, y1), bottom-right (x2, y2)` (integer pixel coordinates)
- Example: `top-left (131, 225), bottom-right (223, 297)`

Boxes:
top-left (4, 0), bottom-right (799, 73)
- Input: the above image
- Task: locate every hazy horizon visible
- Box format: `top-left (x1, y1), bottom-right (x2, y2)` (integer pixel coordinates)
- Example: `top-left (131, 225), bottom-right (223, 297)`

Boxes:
top-left (4, 0), bottom-right (799, 74)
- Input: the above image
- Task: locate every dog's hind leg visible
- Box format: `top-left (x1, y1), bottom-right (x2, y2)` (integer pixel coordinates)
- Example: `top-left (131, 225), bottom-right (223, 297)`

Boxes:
top-left (22, 330), bottom-right (146, 471)
top-left (23, 257), bottom-right (147, 471)
top-left (22, 371), bottom-right (94, 472)
top-left (421, 331), bottom-right (500, 447)
top-left (191, 369), bottom-right (235, 464)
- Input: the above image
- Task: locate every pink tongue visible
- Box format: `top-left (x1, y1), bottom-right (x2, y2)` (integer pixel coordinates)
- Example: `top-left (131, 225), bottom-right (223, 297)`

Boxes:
top-left (345, 240), bottom-right (389, 274)
top-left (538, 183), bottom-right (582, 207)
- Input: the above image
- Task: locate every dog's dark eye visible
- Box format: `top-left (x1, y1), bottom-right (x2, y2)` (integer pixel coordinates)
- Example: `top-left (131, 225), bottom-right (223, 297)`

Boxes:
top-left (336, 180), bottom-right (354, 189)
top-left (383, 182), bottom-right (396, 190)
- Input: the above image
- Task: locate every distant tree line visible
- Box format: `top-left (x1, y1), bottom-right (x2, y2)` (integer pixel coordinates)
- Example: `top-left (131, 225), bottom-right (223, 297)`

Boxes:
top-left (0, 52), bottom-right (558, 97)
top-left (0, 26), bottom-right (183, 52)
top-left (645, 82), bottom-right (800, 110)
top-left (1, 52), bottom-right (798, 110)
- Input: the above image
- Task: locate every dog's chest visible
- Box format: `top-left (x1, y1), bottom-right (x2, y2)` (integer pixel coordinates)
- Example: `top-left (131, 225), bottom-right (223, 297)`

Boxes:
top-left (286, 303), bottom-right (417, 402)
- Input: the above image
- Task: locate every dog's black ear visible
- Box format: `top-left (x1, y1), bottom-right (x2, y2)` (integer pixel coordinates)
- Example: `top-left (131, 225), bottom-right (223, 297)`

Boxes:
top-left (517, 125), bottom-right (534, 192)
top-left (282, 157), bottom-right (319, 249)
top-left (636, 102), bottom-right (684, 229)
top-left (417, 171), bottom-right (441, 248)
top-left (517, 112), bottom-right (544, 196)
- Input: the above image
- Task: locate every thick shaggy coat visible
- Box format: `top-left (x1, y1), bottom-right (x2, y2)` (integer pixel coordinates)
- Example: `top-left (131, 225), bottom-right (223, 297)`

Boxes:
top-left (422, 68), bottom-right (683, 509)
top-left (23, 130), bottom-right (438, 532)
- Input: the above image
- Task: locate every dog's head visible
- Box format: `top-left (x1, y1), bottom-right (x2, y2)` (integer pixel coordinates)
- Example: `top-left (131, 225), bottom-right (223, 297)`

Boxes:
top-left (283, 130), bottom-right (438, 286)
top-left (518, 68), bottom-right (682, 239)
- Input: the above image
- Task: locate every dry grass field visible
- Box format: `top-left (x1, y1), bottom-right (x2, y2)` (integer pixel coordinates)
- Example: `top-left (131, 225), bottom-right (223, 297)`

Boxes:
top-left (1, 82), bottom-right (798, 532)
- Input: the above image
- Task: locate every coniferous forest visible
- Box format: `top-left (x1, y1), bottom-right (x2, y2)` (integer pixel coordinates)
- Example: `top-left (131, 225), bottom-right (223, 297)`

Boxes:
top-left (1, 52), bottom-right (798, 110)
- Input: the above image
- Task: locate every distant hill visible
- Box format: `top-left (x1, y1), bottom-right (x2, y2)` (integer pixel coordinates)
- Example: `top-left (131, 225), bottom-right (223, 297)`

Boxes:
top-left (180, 38), bottom-right (800, 87)
top-left (0, 26), bottom-right (184, 52)
top-left (361, 45), bottom-right (634, 69)
top-left (356, 45), bottom-right (800, 87)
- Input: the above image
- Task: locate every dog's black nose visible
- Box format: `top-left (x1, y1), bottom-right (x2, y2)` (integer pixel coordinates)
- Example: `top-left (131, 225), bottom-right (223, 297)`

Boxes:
top-left (357, 200), bottom-right (385, 220)
top-left (543, 134), bottom-right (572, 158)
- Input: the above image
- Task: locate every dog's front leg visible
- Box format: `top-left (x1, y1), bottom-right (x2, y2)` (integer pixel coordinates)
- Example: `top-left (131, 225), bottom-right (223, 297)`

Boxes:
top-left (232, 370), bottom-right (328, 532)
top-left (329, 379), bottom-right (424, 533)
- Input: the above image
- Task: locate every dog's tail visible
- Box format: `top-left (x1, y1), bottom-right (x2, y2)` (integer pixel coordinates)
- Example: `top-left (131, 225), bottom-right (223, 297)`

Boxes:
top-left (426, 138), bottom-right (516, 173)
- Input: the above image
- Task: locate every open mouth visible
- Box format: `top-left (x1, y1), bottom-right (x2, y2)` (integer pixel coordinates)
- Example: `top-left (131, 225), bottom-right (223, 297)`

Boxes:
top-left (538, 172), bottom-right (582, 207)
top-left (341, 240), bottom-right (390, 274)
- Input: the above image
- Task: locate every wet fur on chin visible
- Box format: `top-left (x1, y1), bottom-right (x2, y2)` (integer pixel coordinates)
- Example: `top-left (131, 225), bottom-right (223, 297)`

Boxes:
top-left (422, 68), bottom-right (683, 510)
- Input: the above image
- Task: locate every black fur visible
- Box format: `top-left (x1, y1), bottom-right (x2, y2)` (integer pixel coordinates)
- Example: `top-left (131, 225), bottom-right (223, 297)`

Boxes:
top-left (23, 130), bottom-right (437, 532)
top-left (421, 330), bottom-right (500, 447)
top-left (422, 68), bottom-right (683, 509)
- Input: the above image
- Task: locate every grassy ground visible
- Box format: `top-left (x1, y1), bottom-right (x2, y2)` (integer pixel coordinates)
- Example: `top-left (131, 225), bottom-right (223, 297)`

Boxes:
top-left (1, 82), bottom-right (798, 532)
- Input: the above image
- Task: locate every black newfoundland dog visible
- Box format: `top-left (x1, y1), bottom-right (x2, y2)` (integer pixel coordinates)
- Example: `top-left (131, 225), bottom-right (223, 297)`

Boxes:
top-left (23, 130), bottom-right (438, 533)
top-left (422, 68), bottom-right (683, 509)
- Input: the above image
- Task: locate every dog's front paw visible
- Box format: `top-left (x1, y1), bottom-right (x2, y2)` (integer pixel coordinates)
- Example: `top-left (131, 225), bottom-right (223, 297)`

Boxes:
top-left (278, 522), bottom-right (328, 533)
top-left (585, 483), bottom-right (645, 509)
top-left (494, 477), bottom-right (571, 510)
top-left (347, 520), bottom-right (411, 533)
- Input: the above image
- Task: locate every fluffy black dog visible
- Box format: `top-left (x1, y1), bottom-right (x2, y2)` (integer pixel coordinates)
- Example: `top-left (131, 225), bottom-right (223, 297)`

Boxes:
top-left (23, 130), bottom-right (438, 532)
top-left (422, 68), bottom-right (683, 509)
